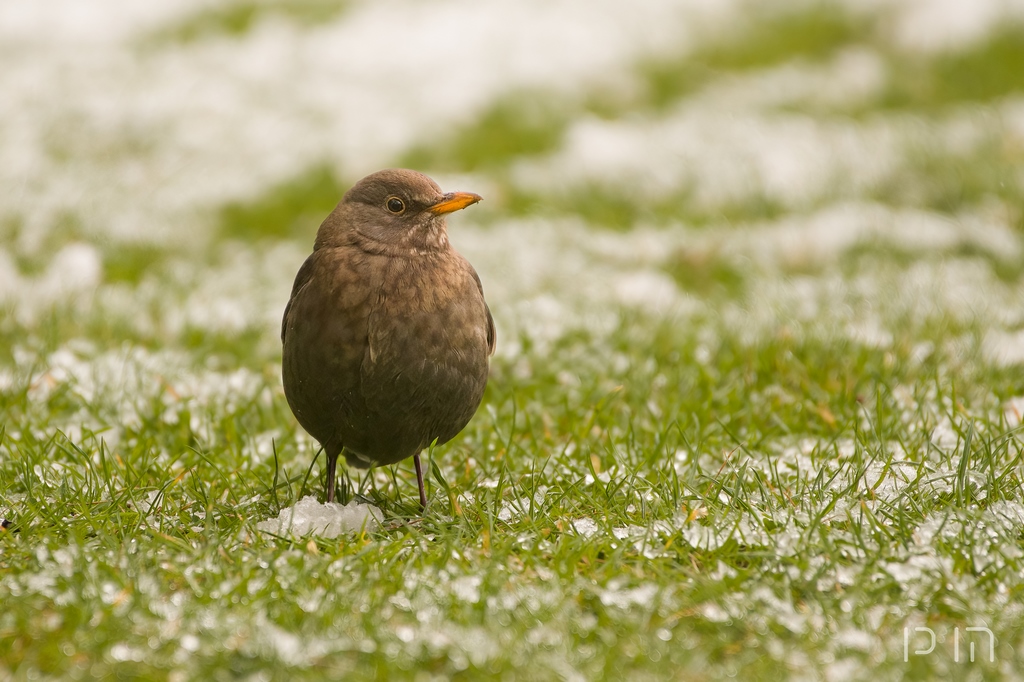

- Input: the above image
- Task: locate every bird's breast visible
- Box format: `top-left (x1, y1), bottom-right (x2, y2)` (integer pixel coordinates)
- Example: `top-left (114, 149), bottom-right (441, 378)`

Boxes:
top-left (368, 253), bottom-right (489, 367)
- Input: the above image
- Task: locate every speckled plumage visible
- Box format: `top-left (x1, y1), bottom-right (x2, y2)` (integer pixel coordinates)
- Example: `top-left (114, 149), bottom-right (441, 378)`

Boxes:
top-left (281, 169), bottom-right (494, 505)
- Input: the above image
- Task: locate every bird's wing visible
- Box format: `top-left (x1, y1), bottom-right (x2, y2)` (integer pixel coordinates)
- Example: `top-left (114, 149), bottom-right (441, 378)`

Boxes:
top-left (470, 269), bottom-right (496, 356)
top-left (484, 302), bottom-right (496, 356)
top-left (281, 254), bottom-right (317, 343)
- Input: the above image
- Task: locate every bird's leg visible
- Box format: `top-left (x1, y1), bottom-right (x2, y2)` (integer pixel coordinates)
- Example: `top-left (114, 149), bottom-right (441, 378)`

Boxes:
top-left (325, 450), bottom-right (338, 504)
top-left (413, 453), bottom-right (428, 508)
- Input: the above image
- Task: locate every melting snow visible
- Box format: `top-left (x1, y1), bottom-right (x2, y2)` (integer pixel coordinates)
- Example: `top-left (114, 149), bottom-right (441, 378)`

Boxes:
top-left (930, 419), bottom-right (960, 451)
top-left (571, 518), bottom-right (599, 537)
top-left (982, 329), bottom-right (1024, 367)
top-left (256, 496), bottom-right (382, 538)
top-left (597, 582), bottom-right (659, 610)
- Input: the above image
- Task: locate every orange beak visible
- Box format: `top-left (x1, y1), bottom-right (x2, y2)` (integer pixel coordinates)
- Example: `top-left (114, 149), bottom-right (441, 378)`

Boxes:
top-left (428, 191), bottom-right (482, 215)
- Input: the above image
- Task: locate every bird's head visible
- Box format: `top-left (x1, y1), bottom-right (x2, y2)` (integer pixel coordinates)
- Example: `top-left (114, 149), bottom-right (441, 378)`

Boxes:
top-left (315, 168), bottom-right (482, 254)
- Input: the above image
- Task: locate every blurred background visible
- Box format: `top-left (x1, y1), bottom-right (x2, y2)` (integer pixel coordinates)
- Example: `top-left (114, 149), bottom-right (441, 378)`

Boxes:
top-left (1, 0), bottom-right (1023, 403)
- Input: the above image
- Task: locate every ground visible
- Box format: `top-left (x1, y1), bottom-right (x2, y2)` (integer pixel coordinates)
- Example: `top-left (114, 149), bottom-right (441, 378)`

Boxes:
top-left (2, 0), bottom-right (1024, 679)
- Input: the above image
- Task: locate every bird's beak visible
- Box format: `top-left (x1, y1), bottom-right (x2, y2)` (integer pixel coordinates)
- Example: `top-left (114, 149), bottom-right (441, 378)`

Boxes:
top-left (428, 191), bottom-right (482, 215)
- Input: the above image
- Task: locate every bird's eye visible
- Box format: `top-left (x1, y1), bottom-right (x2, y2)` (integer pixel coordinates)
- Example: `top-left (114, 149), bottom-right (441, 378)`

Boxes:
top-left (386, 197), bottom-right (405, 213)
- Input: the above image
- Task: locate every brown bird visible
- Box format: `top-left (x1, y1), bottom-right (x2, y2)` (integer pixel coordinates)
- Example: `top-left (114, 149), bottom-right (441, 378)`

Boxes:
top-left (281, 168), bottom-right (495, 507)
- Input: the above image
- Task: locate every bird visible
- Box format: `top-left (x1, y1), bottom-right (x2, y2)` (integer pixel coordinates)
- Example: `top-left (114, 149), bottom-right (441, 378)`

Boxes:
top-left (281, 168), bottom-right (495, 508)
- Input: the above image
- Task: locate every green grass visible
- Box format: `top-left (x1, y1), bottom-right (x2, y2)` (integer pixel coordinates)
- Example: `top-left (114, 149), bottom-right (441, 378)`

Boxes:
top-left (880, 24), bottom-right (1024, 108)
top-left (663, 246), bottom-right (748, 298)
top-left (840, 240), bottom-right (1024, 286)
top-left (401, 92), bottom-right (573, 174)
top-left (870, 133), bottom-right (1024, 228)
top-left (3, 304), bottom-right (1024, 678)
top-left (101, 243), bottom-right (168, 285)
top-left (505, 184), bottom-right (789, 230)
top-left (637, 3), bottom-right (872, 109)
top-left (219, 164), bottom-right (345, 241)
top-left (152, 0), bottom-right (350, 43)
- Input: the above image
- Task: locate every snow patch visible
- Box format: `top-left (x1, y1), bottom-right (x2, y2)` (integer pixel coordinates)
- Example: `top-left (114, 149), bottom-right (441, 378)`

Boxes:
top-left (983, 328), bottom-right (1024, 367)
top-left (256, 496), bottom-right (382, 538)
